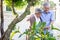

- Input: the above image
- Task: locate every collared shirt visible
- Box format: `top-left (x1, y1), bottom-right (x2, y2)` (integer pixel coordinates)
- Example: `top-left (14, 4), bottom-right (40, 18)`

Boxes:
top-left (41, 10), bottom-right (54, 27)
top-left (34, 14), bottom-right (40, 25)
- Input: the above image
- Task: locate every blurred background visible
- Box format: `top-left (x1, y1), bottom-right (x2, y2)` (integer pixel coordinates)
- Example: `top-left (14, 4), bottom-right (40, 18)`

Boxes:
top-left (0, 0), bottom-right (60, 40)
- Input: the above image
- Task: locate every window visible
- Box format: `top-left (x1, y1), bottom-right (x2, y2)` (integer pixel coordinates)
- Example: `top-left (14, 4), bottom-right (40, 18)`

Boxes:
top-left (6, 6), bottom-right (11, 11)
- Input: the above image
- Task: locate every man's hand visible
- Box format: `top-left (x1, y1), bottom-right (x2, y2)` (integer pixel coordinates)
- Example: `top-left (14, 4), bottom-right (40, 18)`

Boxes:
top-left (44, 27), bottom-right (50, 30)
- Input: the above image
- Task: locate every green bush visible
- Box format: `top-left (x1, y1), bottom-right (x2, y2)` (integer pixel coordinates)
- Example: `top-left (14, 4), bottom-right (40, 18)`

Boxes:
top-left (19, 22), bottom-right (60, 40)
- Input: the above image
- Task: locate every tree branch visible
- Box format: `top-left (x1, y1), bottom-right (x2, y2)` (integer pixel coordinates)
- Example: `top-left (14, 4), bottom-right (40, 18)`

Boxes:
top-left (1, 1), bottom-right (31, 40)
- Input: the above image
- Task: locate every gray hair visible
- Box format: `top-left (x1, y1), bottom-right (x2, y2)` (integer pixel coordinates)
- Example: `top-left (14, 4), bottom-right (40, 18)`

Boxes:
top-left (35, 8), bottom-right (42, 13)
top-left (43, 2), bottom-right (50, 7)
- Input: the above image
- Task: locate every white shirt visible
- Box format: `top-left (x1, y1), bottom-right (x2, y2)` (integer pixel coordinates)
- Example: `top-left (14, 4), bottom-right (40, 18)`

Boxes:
top-left (34, 14), bottom-right (40, 25)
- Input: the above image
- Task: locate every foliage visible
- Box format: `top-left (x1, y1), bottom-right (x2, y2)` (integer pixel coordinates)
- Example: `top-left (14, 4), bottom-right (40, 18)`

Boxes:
top-left (49, 1), bottom-right (56, 8)
top-left (4, 0), bottom-right (43, 9)
top-left (19, 22), bottom-right (60, 40)
top-left (51, 24), bottom-right (60, 31)
top-left (4, 0), bottom-right (27, 9)
top-left (10, 26), bottom-right (20, 40)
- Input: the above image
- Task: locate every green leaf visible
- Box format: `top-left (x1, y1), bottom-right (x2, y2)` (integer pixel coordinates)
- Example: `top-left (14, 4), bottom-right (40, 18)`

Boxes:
top-left (10, 30), bottom-right (20, 40)
top-left (4, 0), bottom-right (27, 9)
top-left (51, 25), bottom-right (60, 31)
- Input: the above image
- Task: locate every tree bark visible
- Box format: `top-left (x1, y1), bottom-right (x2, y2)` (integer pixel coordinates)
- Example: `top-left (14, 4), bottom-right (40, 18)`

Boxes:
top-left (0, 0), bottom-right (4, 37)
top-left (1, 1), bottom-right (31, 40)
top-left (11, 0), bottom-right (18, 16)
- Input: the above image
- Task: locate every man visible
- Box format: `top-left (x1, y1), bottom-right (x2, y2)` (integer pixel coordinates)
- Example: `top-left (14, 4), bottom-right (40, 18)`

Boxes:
top-left (27, 8), bottom-right (42, 27)
top-left (27, 8), bottom-right (42, 40)
top-left (41, 2), bottom-right (54, 34)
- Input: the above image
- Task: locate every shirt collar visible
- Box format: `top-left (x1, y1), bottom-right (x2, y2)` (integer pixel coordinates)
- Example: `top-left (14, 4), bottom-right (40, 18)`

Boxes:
top-left (43, 10), bottom-right (50, 14)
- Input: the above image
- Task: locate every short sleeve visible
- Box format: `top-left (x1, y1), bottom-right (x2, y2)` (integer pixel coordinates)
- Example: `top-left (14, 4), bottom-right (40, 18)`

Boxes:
top-left (50, 11), bottom-right (55, 21)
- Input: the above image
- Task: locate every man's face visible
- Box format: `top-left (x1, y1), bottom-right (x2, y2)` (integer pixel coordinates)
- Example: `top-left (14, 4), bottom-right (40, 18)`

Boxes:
top-left (44, 6), bottom-right (50, 13)
top-left (35, 12), bottom-right (41, 18)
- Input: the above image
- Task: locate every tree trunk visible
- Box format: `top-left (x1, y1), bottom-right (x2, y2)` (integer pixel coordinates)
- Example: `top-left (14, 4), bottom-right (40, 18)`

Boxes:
top-left (1, 1), bottom-right (31, 40)
top-left (0, 0), bottom-right (4, 38)
top-left (11, 0), bottom-right (18, 16)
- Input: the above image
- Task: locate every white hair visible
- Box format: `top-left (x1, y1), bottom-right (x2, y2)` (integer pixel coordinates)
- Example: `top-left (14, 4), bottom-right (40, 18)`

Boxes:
top-left (43, 2), bottom-right (50, 7)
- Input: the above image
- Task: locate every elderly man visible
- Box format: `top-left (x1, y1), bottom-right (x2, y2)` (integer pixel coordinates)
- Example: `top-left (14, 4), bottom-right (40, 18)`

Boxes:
top-left (27, 8), bottom-right (42, 27)
top-left (27, 8), bottom-right (42, 40)
top-left (41, 3), bottom-right (54, 34)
